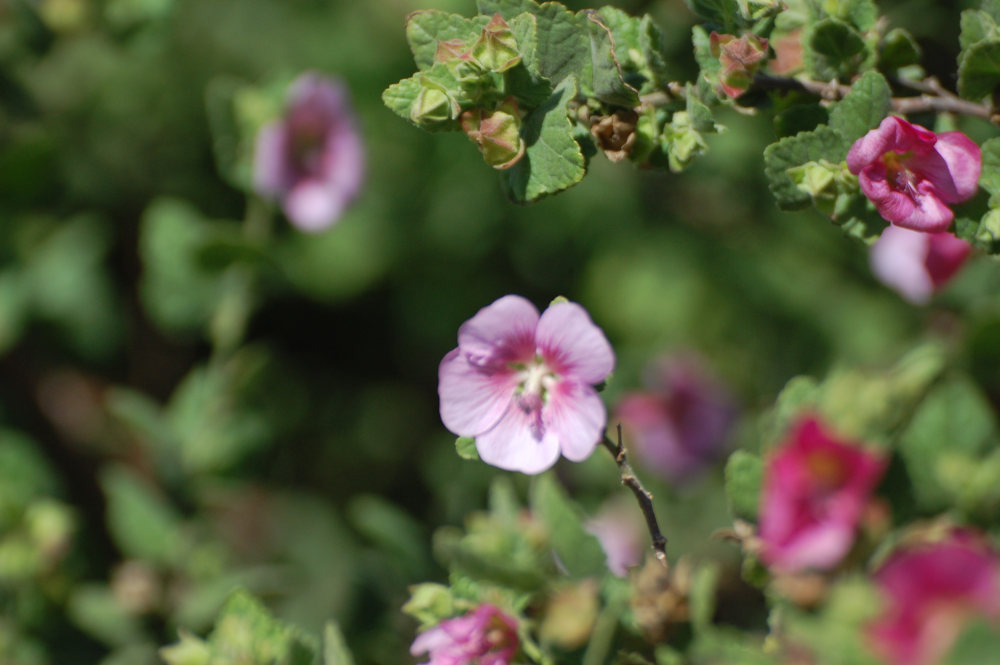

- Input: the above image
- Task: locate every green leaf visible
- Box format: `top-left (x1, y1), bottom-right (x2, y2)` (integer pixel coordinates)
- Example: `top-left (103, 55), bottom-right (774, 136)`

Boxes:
top-left (689, 562), bottom-right (721, 634)
top-left (880, 27), bottom-right (921, 70)
top-left (501, 77), bottom-right (586, 202)
top-left (960, 10), bottom-right (998, 51)
top-left (959, 39), bottom-right (1000, 100)
top-left (529, 473), bottom-right (607, 578)
top-left (322, 623), bottom-right (355, 665)
top-left (979, 137), bottom-right (1000, 204)
top-left (68, 585), bottom-right (146, 648)
top-left (763, 125), bottom-right (848, 209)
top-left (804, 17), bottom-right (867, 81)
top-left (205, 590), bottom-right (317, 665)
top-left (898, 377), bottom-right (998, 512)
top-left (944, 621), bottom-right (1000, 665)
top-left (985, 0), bottom-right (1000, 23)
top-left (480, 0), bottom-right (589, 86)
top-left (685, 0), bottom-right (741, 31)
top-left (506, 13), bottom-right (554, 106)
top-left (405, 10), bottom-right (490, 70)
top-left (828, 70), bottom-right (889, 142)
top-left (382, 64), bottom-right (468, 131)
top-left (826, 0), bottom-right (878, 32)
top-left (583, 10), bottom-right (640, 106)
top-left (455, 436), bottom-right (480, 460)
top-left (401, 583), bottom-right (457, 629)
top-left (593, 7), bottom-right (670, 94)
top-left (101, 465), bottom-right (183, 566)
top-left (724, 450), bottom-right (763, 522)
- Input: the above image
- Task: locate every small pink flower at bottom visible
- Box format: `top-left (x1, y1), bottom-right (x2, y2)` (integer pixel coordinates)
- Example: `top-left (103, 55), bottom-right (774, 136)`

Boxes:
top-left (870, 225), bottom-right (972, 304)
top-left (846, 116), bottom-right (980, 232)
top-left (411, 604), bottom-right (519, 665)
top-left (869, 532), bottom-right (1000, 665)
top-left (759, 417), bottom-right (886, 573)
top-left (616, 355), bottom-right (737, 485)
top-left (254, 72), bottom-right (365, 232)
top-left (438, 295), bottom-right (615, 474)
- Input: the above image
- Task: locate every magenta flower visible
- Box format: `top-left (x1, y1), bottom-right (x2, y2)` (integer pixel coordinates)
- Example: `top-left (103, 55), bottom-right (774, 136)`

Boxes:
top-left (616, 355), bottom-right (737, 485)
top-left (438, 295), bottom-right (614, 474)
top-left (846, 116), bottom-right (980, 232)
top-left (870, 532), bottom-right (1000, 665)
top-left (411, 604), bottom-right (519, 665)
top-left (253, 72), bottom-right (365, 232)
top-left (759, 417), bottom-right (886, 572)
top-left (870, 225), bottom-right (972, 304)
top-left (586, 498), bottom-right (645, 576)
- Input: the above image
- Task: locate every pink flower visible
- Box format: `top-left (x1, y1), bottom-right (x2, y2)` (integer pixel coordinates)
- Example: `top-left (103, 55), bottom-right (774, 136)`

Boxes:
top-left (438, 295), bottom-right (614, 474)
top-left (586, 498), bottom-right (645, 576)
top-left (870, 532), bottom-right (1000, 665)
top-left (254, 72), bottom-right (365, 232)
top-left (759, 417), bottom-right (886, 572)
top-left (846, 116), bottom-right (980, 232)
top-left (411, 604), bottom-right (519, 665)
top-left (870, 225), bottom-right (972, 304)
top-left (616, 355), bottom-right (737, 485)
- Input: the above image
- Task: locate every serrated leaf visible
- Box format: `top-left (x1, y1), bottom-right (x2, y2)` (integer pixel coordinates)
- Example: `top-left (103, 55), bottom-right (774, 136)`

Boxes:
top-left (322, 623), bottom-right (355, 665)
top-left (500, 77), bottom-right (586, 202)
top-left (724, 450), bottom-right (763, 522)
top-left (209, 591), bottom-right (317, 665)
top-left (405, 10), bottom-right (490, 70)
top-left (804, 17), bottom-right (867, 81)
top-left (584, 11), bottom-right (639, 106)
top-left (382, 76), bottom-right (423, 121)
top-left (506, 13), bottom-right (554, 107)
top-left (960, 10), bottom-right (998, 51)
top-left (529, 473), bottom-right (607, 578)
top-left (959, 39), bottom-right (1000, 100)
top-left (764, 125), bottom-right (848, 209)
top-left (828, 70), bottom-right (889, 143)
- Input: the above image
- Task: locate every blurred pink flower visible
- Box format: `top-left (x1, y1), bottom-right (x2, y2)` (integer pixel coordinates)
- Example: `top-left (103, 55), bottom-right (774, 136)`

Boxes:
top-left (438, 295), bottom-right (614, 474)
top-left (616, 355), bottom-right (737, 485)
top-left (846, 116), bottom-right (980, 232)
top-left (411, 604), bottom-right (519, 665)
top-left (586, 499), bottom-right (645, 576)
top-left (869, 225), bottom-right (972, 304)
top-left (870, 532), bottom-right (1000, 665)
top-left (254, 72), bottom-right (365, 232)
top-left (759, 417), bottom-right (886, 572)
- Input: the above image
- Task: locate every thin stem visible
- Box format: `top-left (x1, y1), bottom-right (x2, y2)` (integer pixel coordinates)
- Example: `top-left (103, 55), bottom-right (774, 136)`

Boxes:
top-left (601, 424), bottom-right (668, 566)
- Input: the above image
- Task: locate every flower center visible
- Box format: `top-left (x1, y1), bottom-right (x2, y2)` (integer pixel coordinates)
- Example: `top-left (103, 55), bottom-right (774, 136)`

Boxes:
top-left (883, 152), bottom-right (921, 200)
top-left (512, 357), bottom-right (558, 440)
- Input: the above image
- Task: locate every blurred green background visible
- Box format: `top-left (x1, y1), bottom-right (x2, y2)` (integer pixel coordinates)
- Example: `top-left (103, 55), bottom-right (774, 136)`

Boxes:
top-left (2, 0), bottom-right (1000, 663)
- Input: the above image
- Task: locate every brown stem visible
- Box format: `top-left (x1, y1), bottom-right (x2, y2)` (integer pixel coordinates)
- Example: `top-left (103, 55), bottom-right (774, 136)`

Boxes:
top-left (601, 424), bottom-right (668, 566)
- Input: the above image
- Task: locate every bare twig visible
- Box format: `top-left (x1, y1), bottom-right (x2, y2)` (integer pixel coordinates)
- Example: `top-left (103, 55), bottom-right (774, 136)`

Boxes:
top-left (601, 424), bottom-right (668, 566)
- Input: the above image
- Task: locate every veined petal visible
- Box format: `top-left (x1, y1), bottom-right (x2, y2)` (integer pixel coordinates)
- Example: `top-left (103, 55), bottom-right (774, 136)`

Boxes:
top-left (935, 132), bottom-right (982, 202)
top-left (439, 349), bottom-right (518, 436)
top-left (457, 295), bottom-right (539, 369)
top-left (475, 407), bottom-right (561, 474)
top-left (847, 116), bottom-right (935, 174)
top-left (535, 302), bottom-right (614, 384)
top-left (545, 381), bottom-right (606, 462)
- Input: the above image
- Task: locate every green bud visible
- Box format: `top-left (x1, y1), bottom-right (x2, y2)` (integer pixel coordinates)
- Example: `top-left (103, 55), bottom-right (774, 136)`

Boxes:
top-left (976, 209), bottom-right (1000, 252)
top-left (461, 98), bottom-right (525, 169)
top-left (402, 583), bottom-right (456, 628)
top-left (663, 111), bottom-right (709, 173)
top-left (469, 13), bottom-right (522, 73)
top-left (787, 160), bottom-right (858, 219)
top-left (160, 631), bottom-right (212, 665)
top-left (410, 83), bottom-right (459, 127)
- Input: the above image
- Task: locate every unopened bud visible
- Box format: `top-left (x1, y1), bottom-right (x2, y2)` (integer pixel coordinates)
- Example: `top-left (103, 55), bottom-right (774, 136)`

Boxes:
top-left (590, 110), bottom-right (638, 163)
top-left (434, 39), bottom-right (471, 64)
top-left (469, 13), bottom-right (522, 73)
top-left (710, 32), bottom-right (769, 98)
top-left (461, 98), bottom-right (525, 169)
top-left (787, 159), bottom-right (858, 219)
top-left (411, 82), bottom-right (459, 127)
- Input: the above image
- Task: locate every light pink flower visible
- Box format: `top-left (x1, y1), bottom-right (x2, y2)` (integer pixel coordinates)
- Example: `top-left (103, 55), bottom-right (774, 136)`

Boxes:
top-left (870, 532), bottom-right (1000, 665)
top-left (586, 499), bottom-right (645, 577)
top-left (438, 295), bottom-right (614, 474)
top-left (254, 72), bottom-right (365, 232)
top-left (870, 225), bottom-right (972, 304)
top-left (616, 355), bottom-right (737, 485)
top-left (411, 604), bottom-right (519, 665)
top-left (759, 417), bottom-right (886, 572)
top-left (846, 116), bottom-right (980, 232)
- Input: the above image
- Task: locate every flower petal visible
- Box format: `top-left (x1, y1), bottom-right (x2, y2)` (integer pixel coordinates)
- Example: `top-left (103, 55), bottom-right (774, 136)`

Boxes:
top-left (457, 295), bottom-right (539, 369)
top-left (253, 123), bottom-right (290, 196)
top-left (535, 302), bottom-right (614, 384)
top-left (475, 407), bottom-right (561, 474)
top-left (847, 116), bottom-right (935, 174)
top-left (284, 179), bottom-right (346, 231)
top-left (439, 349), bottom-right (518, 437)
top-left (935, 131), bottom-right (982, 202)
top-left (870, 225), bottom-right (935, 304)
top-left (925, 232), bottom-right (972, 288)
top-left (546, 380), bottom-right (606, 462)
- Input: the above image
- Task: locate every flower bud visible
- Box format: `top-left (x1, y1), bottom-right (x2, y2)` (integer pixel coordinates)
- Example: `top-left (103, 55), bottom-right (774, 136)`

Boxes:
top-left (469, 13), bottom-right (522, 73)
top-left (590, 110), bottom-right (638, 163)
top-left (709, 32), bottom-right (769, 98)
top-left (411, 82), bottom-right (459, 127)
top-left (461, 98), bottom-right (525, 169)
top-left (787, 159), bottom-right (858, 219)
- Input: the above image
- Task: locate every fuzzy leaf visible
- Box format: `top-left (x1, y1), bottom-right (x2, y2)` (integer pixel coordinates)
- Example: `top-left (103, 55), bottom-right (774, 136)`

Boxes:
top-left (959, 39), bottom-right (1000, 101)
top-left (323, 623), bottom-right (355, 665)
top-left (979, 137), bottom-right (1000, 205)
top-left (500, 77), bottom-right (586, 202)
top-left (763, 125), bottom-right (848, 209)
top-left (829, 70), bottom-right (890, 143)
top-left (584, 10), bottom-right (639, 105)
top-left (685, 0), bottom-right (741, 31)
top-left (880, 28), bottom-right (922, 70)
top-left (405, 10), bottom-right (490, 70)
top-left (724, 450), bottom-right (763, 522)
top-left (805, 18), bottom-right (867, 81)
